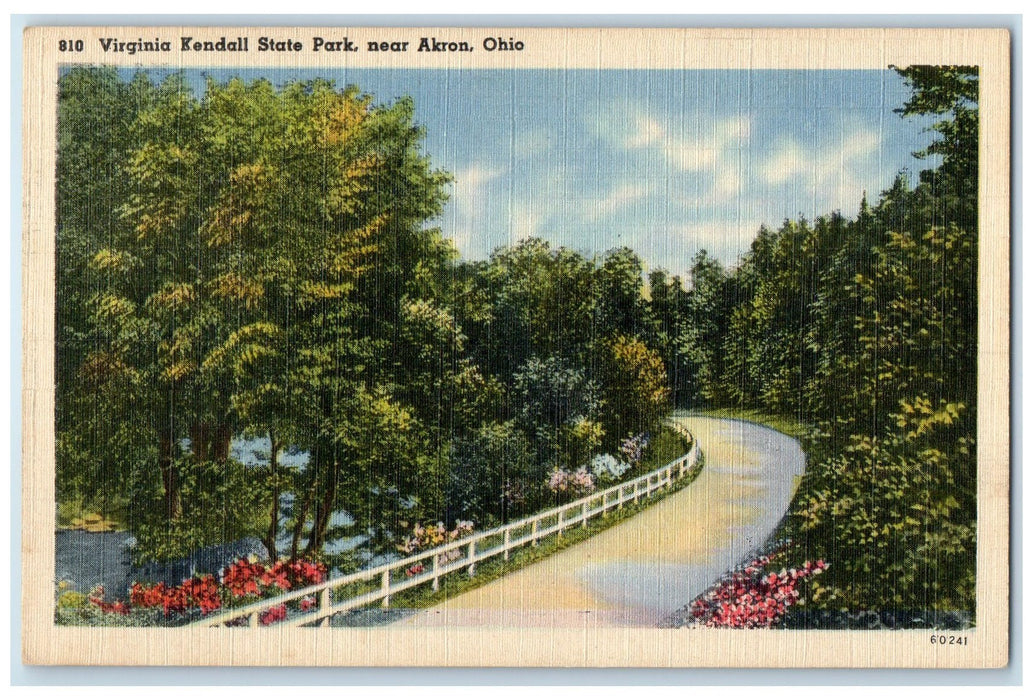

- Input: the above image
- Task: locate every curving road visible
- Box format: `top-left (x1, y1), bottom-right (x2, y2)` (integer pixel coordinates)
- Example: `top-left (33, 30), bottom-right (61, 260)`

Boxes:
top-left (392, 416), bottom-right (806, 628)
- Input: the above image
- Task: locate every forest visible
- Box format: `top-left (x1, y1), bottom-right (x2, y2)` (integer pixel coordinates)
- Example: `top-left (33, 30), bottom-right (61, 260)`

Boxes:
top-left (55, 65), bottom-right (978, 617)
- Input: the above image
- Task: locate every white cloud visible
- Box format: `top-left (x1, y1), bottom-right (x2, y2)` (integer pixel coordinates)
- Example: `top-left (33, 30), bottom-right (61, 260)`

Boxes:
top-left (447, 164), bottom-right (505, 258)
top-left (714, 164), bottom-right (743, 198)
top-left (718, 116), bottom-right (752, 142)
top-left (513, 130), bottom-right (550, 159)
top-left (752, 128), bottom-right (883, 221)
top-left (758, 142), bottom-right (805, 185)
top-left (625, 115), bottom-right (666, 149)
top-left (454, 164), bottom-right (504, 197)
top-left (619, 112), bottom-right (751, 175)
top-left (583, 182), bottom-right (652, 221)
top-left (758, 129), bottom-right (880, 189)
top-left (511, 202), bottom-right (542, 243)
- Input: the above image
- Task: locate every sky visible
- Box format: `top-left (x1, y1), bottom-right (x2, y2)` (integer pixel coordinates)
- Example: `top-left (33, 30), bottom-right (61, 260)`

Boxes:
top-left (134, 67), bottom-right (938, 277)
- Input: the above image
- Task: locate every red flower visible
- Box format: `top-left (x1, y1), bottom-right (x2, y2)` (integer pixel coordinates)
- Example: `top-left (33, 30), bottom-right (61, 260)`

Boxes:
top-left (259, 603), bottom-right (287, 626)
top-left (130, 582), bottom-right (167, 609)
top-left (222, 558), bottom-right (265, 598)
top-left (261, 561), bottom-right (291, 591)
top-left (161, 585), bottom-right (188, 615)
top-left (181, 574), bottom-right (222, 615)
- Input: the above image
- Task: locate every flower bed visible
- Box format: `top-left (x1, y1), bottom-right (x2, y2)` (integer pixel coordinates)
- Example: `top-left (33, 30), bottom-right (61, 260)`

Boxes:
top-left (59, 556), bottom-right (327, 626)
top-left (686, 549), bottom-right (828, 629)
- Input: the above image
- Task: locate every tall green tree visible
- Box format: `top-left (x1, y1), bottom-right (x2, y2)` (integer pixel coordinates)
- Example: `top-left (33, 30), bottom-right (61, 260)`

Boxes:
top-left (56, 72), bottom-right (454, 561)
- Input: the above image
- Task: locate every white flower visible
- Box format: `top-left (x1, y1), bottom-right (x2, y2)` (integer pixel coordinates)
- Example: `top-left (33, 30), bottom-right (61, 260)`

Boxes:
top-left (589, 453), bottom-right (631, 479)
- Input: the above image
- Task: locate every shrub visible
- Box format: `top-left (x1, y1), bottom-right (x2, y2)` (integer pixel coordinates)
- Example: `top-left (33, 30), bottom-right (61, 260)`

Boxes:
top-left (131, 458), bottom-right (265, 564)
top-left (588, 453), bottom-right (632, 483)
top-left (56, 590), bottom-right (88, 610)
top-left (547, 467), bottom-right (595, 498)
top-left (689, 552), bottom-right (828, 629)
top-left (62, 555), bottom-right (328, 626)
top-left (446, 421), bottom-right (537, 523)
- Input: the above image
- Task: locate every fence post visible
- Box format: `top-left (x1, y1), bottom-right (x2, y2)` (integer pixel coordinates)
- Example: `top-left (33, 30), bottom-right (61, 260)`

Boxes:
top-left (432, 554), bottom-right (440, 591)
top-left (319, 586), bottom-right (332, 627)
top-left (531, 519), bottom-right (539, 546)
top-left (581, 501), bottom-right (588, 527)
top-left (503, 528), bottom-right (511, 561)
top-left (557, 509), bottom-right (564, 536)
top-left (250, 611), bottom-right (259, 628)
top-left (381, 570), bottom-right (391, 608)
top-left (634, 481), bottom-right (640, 504)
top-left (467, 541), bottom-right (477, 577)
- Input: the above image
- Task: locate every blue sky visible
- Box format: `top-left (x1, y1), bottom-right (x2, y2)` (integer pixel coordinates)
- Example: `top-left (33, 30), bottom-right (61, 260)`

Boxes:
top-left (132, 67), bottom-right (937, 276)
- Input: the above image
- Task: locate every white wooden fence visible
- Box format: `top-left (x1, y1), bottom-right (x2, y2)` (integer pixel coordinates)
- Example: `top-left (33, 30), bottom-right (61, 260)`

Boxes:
top-left (195, 422), bottom-right (700, 628)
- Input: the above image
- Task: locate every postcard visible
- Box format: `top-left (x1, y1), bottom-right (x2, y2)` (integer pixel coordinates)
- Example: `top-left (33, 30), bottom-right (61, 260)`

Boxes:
top-left (20, 24), bottom-right (1010, 667)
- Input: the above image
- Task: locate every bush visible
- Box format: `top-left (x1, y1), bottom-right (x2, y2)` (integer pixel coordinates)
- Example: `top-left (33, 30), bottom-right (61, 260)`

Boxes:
top-left (688, 550), bottom-right (828, 629)
top-left (56, 590), bottom-right (88, 610)
top-left (790, 398), bottom-right (975, 612)
top-left (446, 421), bottom-right (538, 523)
top-left (56, 556), bottom-right (327, 626)
top-left (131, 457), bottom-right (265, 563)
top-left (588, 453), bottom-right (632, 484)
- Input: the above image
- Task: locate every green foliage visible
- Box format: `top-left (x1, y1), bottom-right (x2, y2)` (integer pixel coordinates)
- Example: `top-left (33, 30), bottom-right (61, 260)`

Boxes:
top-left (55, 65), bottom-right (977, 622)
top-left (513, 355), bottom-right (603, 467)
top-left (57, 70), bottom-right (454, 559)
top-left (687, 67), bottom-right (978, 615)
top-left (132, 459), bottom-right (265, 563)
top-left (56, 590), bottom-right (88, 610)
top-left (792, 399), bottom-right (975, 611)
top-left (596, 334), bottom-right (670, 442)
top-left (446, 421), bottom-right (538, 524)
top-left (893, 65), bottom-right (978, 230)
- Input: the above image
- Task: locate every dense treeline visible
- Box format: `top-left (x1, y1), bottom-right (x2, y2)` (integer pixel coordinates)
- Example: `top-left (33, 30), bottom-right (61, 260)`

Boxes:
top-left (56, 65), bottom-right (978, 615)
top-left (55, 68), bottom-right (671, 567)
top-left (647, 66), bottom-right (977, 614)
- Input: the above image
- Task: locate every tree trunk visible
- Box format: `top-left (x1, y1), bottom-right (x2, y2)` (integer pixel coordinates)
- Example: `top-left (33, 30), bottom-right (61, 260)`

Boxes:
top-left (290, 469), bottom-right (318, 560)
top-left (189, 422), bottom-right (233, 463)
top-left (214, 424), bottom-right (232, 462)
top-left (159, 434), bottom-right (181, 520)
top-left (304, 459), bottom-right (339, 557)
top-left (263, 429), bottom-right (281, 561)
top-left (189, 423), bottom-right (209, 462)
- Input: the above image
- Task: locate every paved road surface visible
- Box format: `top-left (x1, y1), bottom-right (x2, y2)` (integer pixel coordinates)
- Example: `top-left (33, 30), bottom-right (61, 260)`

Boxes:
top-left (390, 416), bottom-right (805, 628)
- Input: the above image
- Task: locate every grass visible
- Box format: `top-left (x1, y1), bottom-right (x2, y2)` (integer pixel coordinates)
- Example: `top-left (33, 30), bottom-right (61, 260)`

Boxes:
top-left (327, 425), bottom-right (705, 625)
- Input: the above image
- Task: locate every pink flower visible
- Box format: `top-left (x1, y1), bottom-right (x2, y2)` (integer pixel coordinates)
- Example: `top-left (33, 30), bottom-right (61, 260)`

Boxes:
top-left (690, 547), bottom-right (829, 629)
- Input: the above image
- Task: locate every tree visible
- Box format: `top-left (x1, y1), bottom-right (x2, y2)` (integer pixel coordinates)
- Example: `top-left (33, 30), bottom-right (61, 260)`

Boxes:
top-left (793, 399), bottom-right (975, 611)
top-left (683, 66), bottom-right (979, 615)
top-left (477, 239), bottom-right (600, 379)
top-left (446, 421), bottom-right (537, 524)
top-left (893, 65), bottom-right (978, 231)
top-left (56, 72), bottom-right (453, 561)
top-left (513, 355), bottom-right (603, 469)
top-left (56, 68), bottom-right (159, 517)
top-left (680, 250), bottom-right (729, 407)
top-left (595, 334), bottom-right (669, 443)
top-left (597, 247), bottom-right (653, 339)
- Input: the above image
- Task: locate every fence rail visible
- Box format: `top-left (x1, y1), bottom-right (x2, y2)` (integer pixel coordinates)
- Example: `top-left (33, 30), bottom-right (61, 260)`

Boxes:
top-left (194, 421), bottom-right (700, 628)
